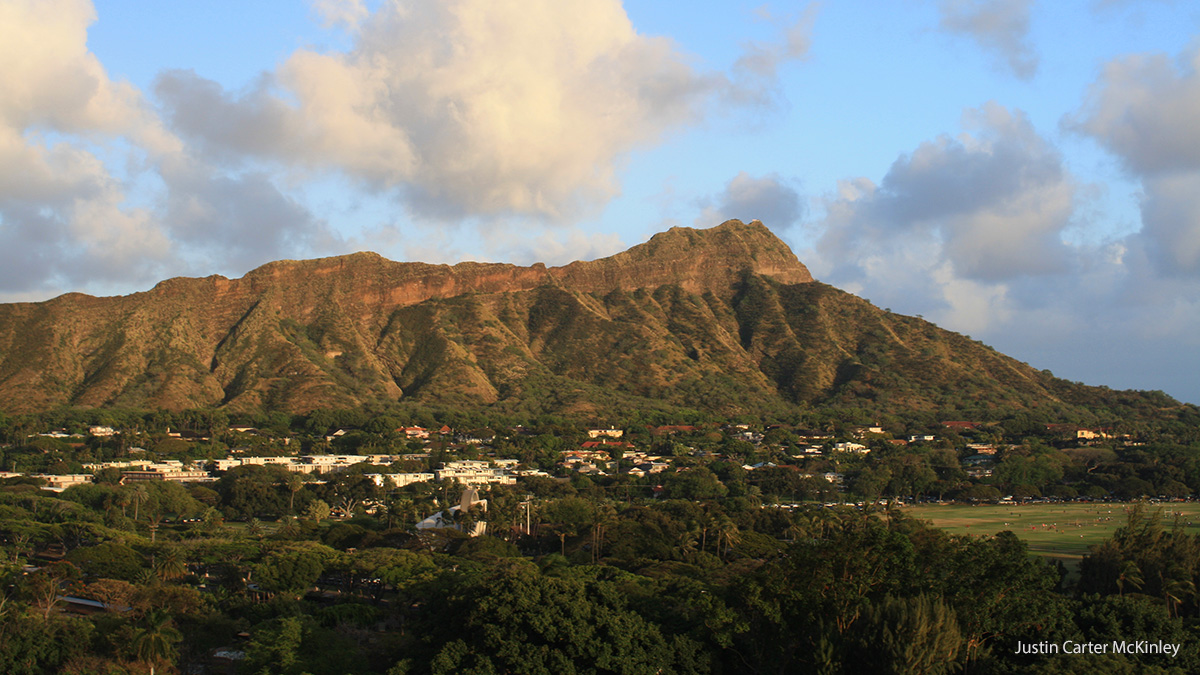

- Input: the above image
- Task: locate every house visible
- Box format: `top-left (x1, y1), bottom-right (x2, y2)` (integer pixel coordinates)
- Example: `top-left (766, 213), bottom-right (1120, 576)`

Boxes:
top-left (587, 428), bottom-right (624, 439)
top-left (400, 426), bottom-right (430, 439)
top-left (632, 461), bottom-right (669, 474)
top-left (853, 426), bottom-right (885, 438)
top-left (38, 430), bottom-right (73, 438)
top-left (325, 427), bottom-right (355, 442)
top-left (941, 421), bottom-right (981, 431)
top-left (833, 441), bottom-right (869, 454)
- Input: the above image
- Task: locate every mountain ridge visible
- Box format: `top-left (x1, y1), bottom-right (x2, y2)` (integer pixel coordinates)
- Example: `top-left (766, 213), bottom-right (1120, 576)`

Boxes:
top-left (0, 220), bottom-right (1185, 420)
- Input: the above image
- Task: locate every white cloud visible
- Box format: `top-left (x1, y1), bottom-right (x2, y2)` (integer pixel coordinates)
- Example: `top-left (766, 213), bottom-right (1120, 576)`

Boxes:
top-left (938, 0), bottom-right (1038, 80)
top-left (818, 103), bottom-right (1075, 283)
top-left (157, 0), bottom-right (729, 221)
top-left (1070, 48), bottom-right (1200, 176)
top-left (1071, 44), bottom-right (1200, 277)
top-left (0, 0), bottom-right (180, 296)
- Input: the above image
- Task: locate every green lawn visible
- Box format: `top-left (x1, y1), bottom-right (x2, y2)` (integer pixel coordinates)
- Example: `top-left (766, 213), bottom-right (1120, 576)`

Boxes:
top-left (906, 502), bottom-right (1200, 570)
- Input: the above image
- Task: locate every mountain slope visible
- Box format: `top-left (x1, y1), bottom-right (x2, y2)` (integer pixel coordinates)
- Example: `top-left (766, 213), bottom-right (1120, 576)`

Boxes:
top-left (0, 220), bottom-right (1182, 420)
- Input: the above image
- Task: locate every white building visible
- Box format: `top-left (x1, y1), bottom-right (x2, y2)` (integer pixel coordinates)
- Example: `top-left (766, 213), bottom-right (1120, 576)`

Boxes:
top-left (587, 428), bottom-right (624, 439)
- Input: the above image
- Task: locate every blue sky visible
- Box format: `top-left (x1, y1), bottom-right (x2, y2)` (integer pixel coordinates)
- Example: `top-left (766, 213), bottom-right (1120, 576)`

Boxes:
top-left (4, 0), bottom-right (1200, 403)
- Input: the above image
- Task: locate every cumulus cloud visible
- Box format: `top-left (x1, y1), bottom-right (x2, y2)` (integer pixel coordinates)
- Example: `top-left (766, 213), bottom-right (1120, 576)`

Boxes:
top-left (818, 103), bottom-right (1075, 283)
top-left (803, 93), bottom-right (1200, 400)
top-left (0, 0), bottom-right (180, 296)
top-left (1136, 173), bottom-right (1200, 276)
top-left (0, 0), bottom-right (344, 298)
top-left (156, 0), bottom-right (729, 221)
top-left (938, 0), bottom-right (1038, 80)
top-left (697, 172), bottom-right (804, 230)
top-left (1070, 45), bottom-right (1200, 277)
top-left (158, 158), bottom-right (338, 275)
top-left (1070, 49), bottom-right (1200, 176)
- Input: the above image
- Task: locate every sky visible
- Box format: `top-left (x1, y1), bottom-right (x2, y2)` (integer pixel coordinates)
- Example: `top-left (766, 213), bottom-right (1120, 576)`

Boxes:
top-left (3, 0), bottom-right (1200, 403)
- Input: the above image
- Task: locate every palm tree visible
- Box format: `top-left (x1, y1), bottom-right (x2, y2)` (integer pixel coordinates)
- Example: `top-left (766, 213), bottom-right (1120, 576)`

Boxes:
top-left (1163, 574), bottom-right (1195, 619)
top-left (1115, 560), bottom-right (1144, 597)
top-left (714, 515), bottom-right (741, 560)
top-left (675, 528), bottom-right (700, 562)
top-left (115, 490), bottom-right (131, 518)
top-left (283, 473), bottom-right (305, 514)
top-left (131, 610), bottom-right (182, 675)
top-left (784, 517), bottom-right (807, 543)
top-left (154, 549), bottom-right (187, 582)
top-left (247, 517), bottom-right (265, 540)
top-left (591, 504), bottom-right (617, 563)
top-left (129, 484), bottom-right (149, 522)
top-left (277, 515), bottom-right (301, 538)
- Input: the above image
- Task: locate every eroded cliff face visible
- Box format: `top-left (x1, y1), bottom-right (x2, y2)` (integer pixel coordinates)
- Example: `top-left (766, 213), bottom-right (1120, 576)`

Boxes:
top-left (0, 220), bottom-right (817, 412)
top-left (175, 218), bottom-right (811, 321)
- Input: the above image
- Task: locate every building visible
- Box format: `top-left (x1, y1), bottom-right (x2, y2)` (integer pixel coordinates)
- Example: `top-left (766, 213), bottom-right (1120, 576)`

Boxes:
top-left (120, 469), bottom-right (212, 483)
top-left (364, 472), bottom-right (435, 488)
top-left (33, 474), bottom-right (94, 490)
top-left (587, 428), bottom-right (624, 439)
top-left (435, 460), bottom-right (515, 486)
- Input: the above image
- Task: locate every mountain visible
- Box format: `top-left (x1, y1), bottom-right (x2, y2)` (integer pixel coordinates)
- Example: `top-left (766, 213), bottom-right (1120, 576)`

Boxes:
top-left (0, 220), bottom-right (1184, 420)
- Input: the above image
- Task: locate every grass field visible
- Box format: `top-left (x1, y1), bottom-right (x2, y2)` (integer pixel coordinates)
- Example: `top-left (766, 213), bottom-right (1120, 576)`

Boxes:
top-left (906, 502), bottom-right (1200, 571)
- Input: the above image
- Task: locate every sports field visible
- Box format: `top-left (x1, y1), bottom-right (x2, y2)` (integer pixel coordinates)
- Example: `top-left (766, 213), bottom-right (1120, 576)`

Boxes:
top-left (906, 502), bottom-right (1200, 569)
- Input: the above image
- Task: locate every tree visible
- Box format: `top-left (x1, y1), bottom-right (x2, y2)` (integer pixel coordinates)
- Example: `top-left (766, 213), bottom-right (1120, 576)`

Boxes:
top-left (849, 594), bottom-right (961, 675)
top-left (421, 568), bottom-right (704, 675)
top-left (153, 548), bottom-right (187, 582)
top-left (130, 610), bottom-right (182, 675)
top-left (1115, 560), bottom-right (1143, 597)
top-left (67, 542), bottom-right (144, 582)
top-left (245, 616), bottom-right (305, 675)
top-left (283, 472), bottom-right (305, 515)
top-left (129, 484), bottom-right (149, 522)
top-left (664, 466), bottom-right (727, 500)
top-left (24, 561), bottom-right (81, 620)
top-left (255, 549), bottom-right (327, 594)
top-left (713, 514), bottom-right (741, 560)
top-left (305, 499), bottom-right (331, 523)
